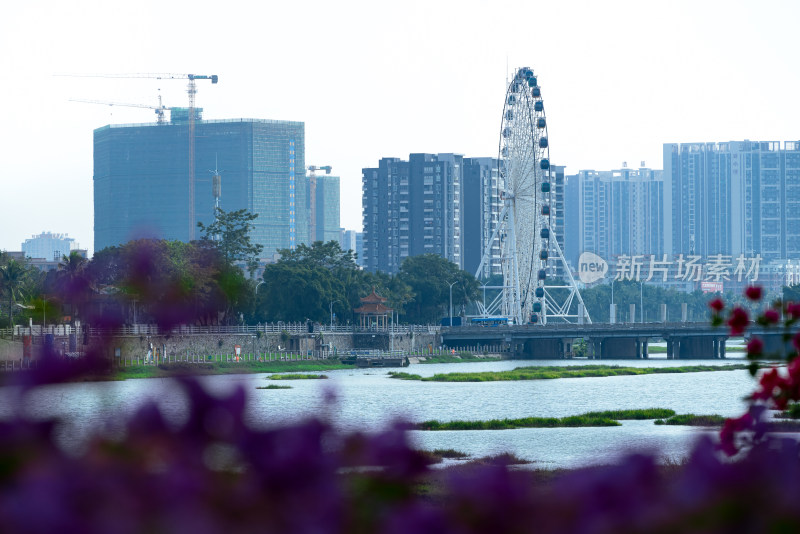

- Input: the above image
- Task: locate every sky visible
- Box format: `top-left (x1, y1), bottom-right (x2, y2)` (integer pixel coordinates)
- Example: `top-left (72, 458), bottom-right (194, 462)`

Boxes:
top-left (2, 0), bottom-right (799, 256)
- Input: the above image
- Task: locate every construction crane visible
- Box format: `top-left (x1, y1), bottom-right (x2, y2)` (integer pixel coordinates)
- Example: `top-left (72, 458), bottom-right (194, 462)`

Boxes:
top-left (61, 73), bottom-right (219, 239)
top-left (69, 97), bottom-right (170, 124)
top-left (307, 165), bottom-right (332, 175)
top-left (307, 166), bottom-right (333, 242)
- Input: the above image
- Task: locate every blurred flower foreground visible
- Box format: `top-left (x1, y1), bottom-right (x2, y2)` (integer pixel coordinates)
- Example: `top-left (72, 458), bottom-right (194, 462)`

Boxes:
top-left (3, 284), bottom-right (800, 532)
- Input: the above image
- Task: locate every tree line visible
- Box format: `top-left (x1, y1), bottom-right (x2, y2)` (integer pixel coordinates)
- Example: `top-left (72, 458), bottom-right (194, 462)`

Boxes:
top-left (1, 207), bottom-right (794, 328)
top-left (0, 209), bottom-right (480, 328)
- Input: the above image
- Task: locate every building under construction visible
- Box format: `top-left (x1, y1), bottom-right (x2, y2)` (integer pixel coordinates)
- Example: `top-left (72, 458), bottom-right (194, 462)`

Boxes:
top-left (93, 113), bottom-right (307, 259)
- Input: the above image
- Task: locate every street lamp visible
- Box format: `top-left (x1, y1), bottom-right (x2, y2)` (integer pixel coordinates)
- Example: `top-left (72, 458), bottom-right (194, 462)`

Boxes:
top-left (255, 280), bottom-right (265, 295)
top-left (41, 296), bottom-right (54, 332)
top-left (640, 281), bottom-right (644, 323)
top-left (610, 279), bottom-right (616, 324)
top-left (448, 281), bottom-right (458, 327)
top-left (329, 299), bottom-right (340, 329)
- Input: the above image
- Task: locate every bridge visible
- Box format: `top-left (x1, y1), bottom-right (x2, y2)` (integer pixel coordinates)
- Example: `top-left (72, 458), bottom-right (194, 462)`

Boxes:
top-left (441, 322), bottom-right (776, 359)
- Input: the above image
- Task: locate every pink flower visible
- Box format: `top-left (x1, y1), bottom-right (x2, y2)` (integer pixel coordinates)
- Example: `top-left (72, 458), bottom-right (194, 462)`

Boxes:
top-left (753, 367), bottom-right (784, 401)
top-left (708, 298), bottom-right (724, 313)
top-left (746, 337), bottom-right (763, 356)
top-left (787, 302), bottom-right (800, 319)
top-left (763, 309), bottom-right (780, 324)
top-left (719, 412), bottom-right (753, 456)
top-left (745, 286), bottom-right (762, 301)
top-left (727, 307), bottom-right (749, 335)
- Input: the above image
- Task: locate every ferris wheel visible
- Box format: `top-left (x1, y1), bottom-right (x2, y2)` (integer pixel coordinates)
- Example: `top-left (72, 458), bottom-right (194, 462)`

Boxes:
top-left (475, 67), bottom-right (590, 325)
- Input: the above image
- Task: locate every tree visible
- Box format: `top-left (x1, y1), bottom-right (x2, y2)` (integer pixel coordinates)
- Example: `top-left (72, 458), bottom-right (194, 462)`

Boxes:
top-left (398, 254), bottom-right (480, 324)
top-left (0, 258), bottom-right (32, 330)
top-left (278, 241), bottom-right (357, 271)
top-left (196, 208), bottom-right (264, 271)
top-left (258, 241), bottom-right (355, 323)
top-left (784, 284), bottom-right (800, 304)
top-left (55, 251), bottom-right (91, 319)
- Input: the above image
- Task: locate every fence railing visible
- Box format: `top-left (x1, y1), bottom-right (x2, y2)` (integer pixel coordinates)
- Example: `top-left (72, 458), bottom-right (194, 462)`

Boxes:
top-left (0, 323), bottom-right (441, 340)
top-left (85, 323), bottom-right (440, 337)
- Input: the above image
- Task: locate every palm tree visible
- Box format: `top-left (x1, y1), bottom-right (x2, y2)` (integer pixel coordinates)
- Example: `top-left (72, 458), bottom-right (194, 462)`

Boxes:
top-left (57, 251), bottom-right (90, 319)
top-left (0, 259), bottom-right (30, 334)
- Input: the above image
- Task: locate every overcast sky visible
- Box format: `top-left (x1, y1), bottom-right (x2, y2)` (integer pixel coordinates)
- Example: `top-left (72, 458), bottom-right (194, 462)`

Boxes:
top-left (2, 0), bottom-right (798, 256)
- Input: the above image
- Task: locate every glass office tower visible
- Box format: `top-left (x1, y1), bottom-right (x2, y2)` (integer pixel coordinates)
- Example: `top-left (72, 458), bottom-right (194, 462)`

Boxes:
top-left (94, 117), bottom-right (306, 259)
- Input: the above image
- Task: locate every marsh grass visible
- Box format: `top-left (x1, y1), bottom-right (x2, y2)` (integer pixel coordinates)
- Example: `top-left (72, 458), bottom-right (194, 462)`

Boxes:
top-left (464, 453), bottom-right (532, 466)
top-left (654, 414), bottom-right (726, 426)
top-left (268, 374), bottom-right (328, 380)
top-left (431, 448), bottom-right (470, 459)
top-left (418, 352), bottom-right (490, 364)
top-left (390, 364), bottom-right (747, 382)
top-left (415, 409), bottom-right (676, 431)
top-left (420, 448), bottom-right (471, 464)
top-left (256, 385), bottom-right (292, 390)
top-left (113, 360), bottom-right (354, 380)
top-left (777, 404), bottom-right (800, 419)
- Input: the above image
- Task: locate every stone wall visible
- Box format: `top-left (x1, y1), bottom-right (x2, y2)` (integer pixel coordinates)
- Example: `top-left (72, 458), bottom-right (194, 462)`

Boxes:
top-left (90, 331), bottom-right (441, 360)
top-left (0, 339), bottom-right (22, 361)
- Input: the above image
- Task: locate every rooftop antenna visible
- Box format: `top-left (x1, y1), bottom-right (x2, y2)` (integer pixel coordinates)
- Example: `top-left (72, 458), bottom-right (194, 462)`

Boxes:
top-left (211, 155), bottom-right (222, 212)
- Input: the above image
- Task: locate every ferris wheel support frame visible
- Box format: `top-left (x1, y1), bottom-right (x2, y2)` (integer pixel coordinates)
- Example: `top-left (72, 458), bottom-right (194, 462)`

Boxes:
top-left (473, 66), bottom-right (591, 325)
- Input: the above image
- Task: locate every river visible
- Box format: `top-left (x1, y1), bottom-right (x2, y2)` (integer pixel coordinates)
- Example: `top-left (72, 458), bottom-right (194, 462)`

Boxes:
top-left (0, 356), bottom-right (755, 469)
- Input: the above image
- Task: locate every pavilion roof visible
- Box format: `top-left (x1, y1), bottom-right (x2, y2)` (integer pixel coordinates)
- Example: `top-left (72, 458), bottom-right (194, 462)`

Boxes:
top-left (360, 287), bottom-right (388, 304)
top-left (354, 287), bottom-right (392, 314)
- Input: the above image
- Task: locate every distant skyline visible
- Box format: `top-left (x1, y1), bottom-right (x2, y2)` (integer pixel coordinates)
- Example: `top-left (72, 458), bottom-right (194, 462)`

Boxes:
top-left (2, 0), bottom-right (799, 255)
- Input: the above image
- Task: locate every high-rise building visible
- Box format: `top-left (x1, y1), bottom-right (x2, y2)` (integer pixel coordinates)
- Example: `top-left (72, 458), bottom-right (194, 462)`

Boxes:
top-left (355, 232), bottom-right (364, 268)
top-left (362, 153), bottom-right (464, 273)
top-left (564, 165), bottom-right (663, 265)
top-left (664, 141), bottom-right (800, 260)
top-left (310, 174), bottom-right (340, 244)
top-left (462, 157), bottom-right (501, 277)
top-left (339, 229), bottom-right (358, 254)
top-left (21, 232), bottom-right (80, 262)
top-left (94, 116), bottom-right (306, 259)
top-left (663, 143), bottom-right (733, 257)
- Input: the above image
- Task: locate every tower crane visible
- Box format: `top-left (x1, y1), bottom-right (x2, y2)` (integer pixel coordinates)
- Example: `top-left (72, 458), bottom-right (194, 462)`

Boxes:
top-left (69, 97), bottom-right (170, 124)
top-left (307, 165), bottom-right (332, 175)
top-left (307, 166), bottom-right (333, 242)
top-left (61, 73), bottom-right (219, 240)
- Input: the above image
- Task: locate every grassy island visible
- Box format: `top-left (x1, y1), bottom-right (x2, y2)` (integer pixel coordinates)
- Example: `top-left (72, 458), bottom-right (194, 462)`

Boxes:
top-left (415, 409), bottom-right (677, 431)
top-left (267, 373), bottom-right (328, 380)
top-left (256, 384), bottom-right (292, 390)
top-left (110, 360), bottom-right (354, 380)
top-left (389, 364), bottom-right (747, 382)
top-left (655, 414), bottom-right (727, 426)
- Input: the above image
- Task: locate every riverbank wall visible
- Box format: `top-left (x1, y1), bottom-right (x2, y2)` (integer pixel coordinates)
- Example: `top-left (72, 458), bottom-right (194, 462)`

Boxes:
top-left (89, 331), bottom-right (441, 360)
top-left (0, 328), bottom-right (442, 361)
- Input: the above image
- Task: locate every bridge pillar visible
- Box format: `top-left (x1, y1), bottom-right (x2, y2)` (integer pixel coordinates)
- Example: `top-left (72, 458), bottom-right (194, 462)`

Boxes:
top-left (642, 339), bottom-right (649, 359)
top-left (720, 338), bottom-right (726, 359)
top-left (586, 338), bottom-right (601, 359)
top-left (600, 338), bottom-right (639, 359)
top-left (759, 333), bottom-right (794, 359)
top-left (675, 336), bottom-right (716, 359)
top-left (635, 339), bottom-right (642, 359)
top-left (522, 338), bottom-right (566, 359)
top-left (666, 339), bottom-right (676, 360)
